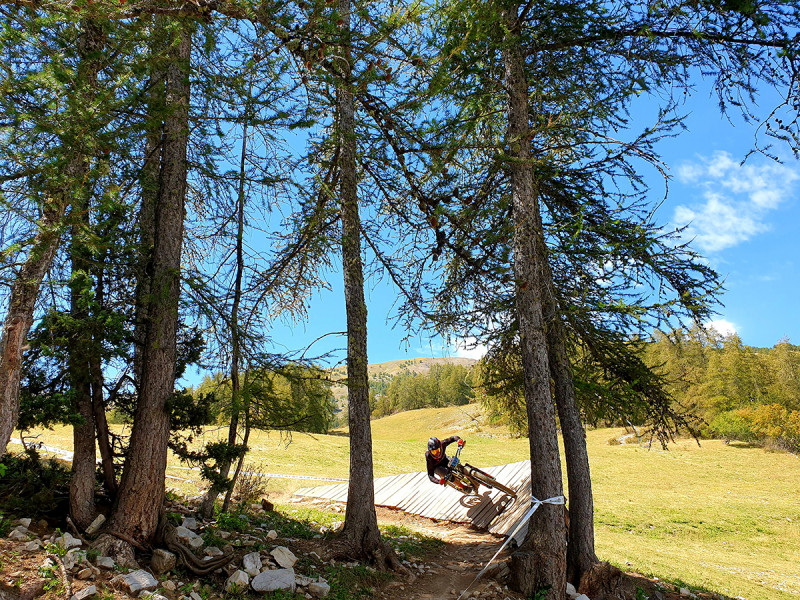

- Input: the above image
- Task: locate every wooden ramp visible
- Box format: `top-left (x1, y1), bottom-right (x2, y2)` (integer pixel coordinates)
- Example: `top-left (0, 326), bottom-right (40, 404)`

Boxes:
top-left (295, 460), bottom-right (534, 542)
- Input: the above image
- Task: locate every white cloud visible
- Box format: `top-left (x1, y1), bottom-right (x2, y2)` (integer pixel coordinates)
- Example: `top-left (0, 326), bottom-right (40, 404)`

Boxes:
top-left (674, 152), bottom-right (798, 253)
top-left (454, 337), bottom-right (487, 360)
top-left (704, 319), bottom-right (738, 338)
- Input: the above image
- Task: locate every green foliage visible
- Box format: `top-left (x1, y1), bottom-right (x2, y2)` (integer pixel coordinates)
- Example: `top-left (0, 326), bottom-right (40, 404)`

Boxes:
top-left (644, 329), bottom-right (800, 450)
top-left (201, 530), bottom-right (226, 548)
top-left (38, 562), bottom-right (62, 593)
top-left (215, 511), bottom-right (250, 533)
top-left (323, 563), bottom-right (393, 600)
top-left (45, 541), bottom-right (68, 558)
top-left (530, 586), bottom-right (552, 600)
top-left (258, 504), bottom-right (342, 540)
top-left (0, 513), bottom-right (11, 538)
top-left (260, 591), bottom-right (303, 600)
top-left (371, 364), bottom-right (475, 417)
top-left (195, 365), bottom-right (336, 433)
top-left (0, 450), bottom-right (71, 517)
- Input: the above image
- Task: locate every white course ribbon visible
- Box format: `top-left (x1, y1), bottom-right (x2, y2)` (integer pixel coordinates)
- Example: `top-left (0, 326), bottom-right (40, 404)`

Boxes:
top-left (456, 495), bottom-right (566, 600)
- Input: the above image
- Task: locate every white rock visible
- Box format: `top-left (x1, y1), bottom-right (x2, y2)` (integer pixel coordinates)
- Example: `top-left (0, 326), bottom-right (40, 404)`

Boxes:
top-left (205, 546), bottom-right (223, 557)
top-left (175, 526), bottom-right (199, 542)
top-left (266, 530), bottom-right (278, 540)
top-left (71, 585), bottom-right (97, 600)
top-left (57, 532), bottom-right (83, 549)
top-left (151, 549), bottom-right (177, 574)
top-left (566, 583), bottom-right (579, 599)
top-left (270, 546), bottom-right (297, 568)
top-left (77, 568), bottom-right (93, 580)
top-left (190, 592), bottom-right (203, 600)
top-left (575, 595), bottom-right (591, 600)
top-left (14, 518), bottom-right (32, 529)
top-left (9, 527), bottom-right (30, 541)
top-left (225, 570), bottom-right (250, 593)
top-left (242, 551), bottom-right (262, 577)
top-left (218, 530), bottom-right (231, 539)
top-left (251, 568), bottom-right (296, 593)
top-left (308, 581), bottom-right (331, 598)
top-left (139, 593), bottom-right (168, 600)
top-left (680, 589), bottom-right (692, 597)
top-left (181, 517), bottom-right (198, 531)
top-left (24, 540), bottom-right (42, 552)
top-left (189, 537), bottom-right (204, 549)
top-left (162, 581), bottom-right (176, 591)
top-left (85, 514), bottom-right (106, 536)
top-left (295, 575), bottom-right (316, 587)
top-left (64, 549), bottom-right (88, 571)
top-left (95, 556), bottom-right (115, 570)
top-left (116, 570), bottom-right (159, 594)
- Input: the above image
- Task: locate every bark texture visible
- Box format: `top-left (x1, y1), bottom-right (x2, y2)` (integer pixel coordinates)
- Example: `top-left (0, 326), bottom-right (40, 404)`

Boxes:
top-left (0, 200), bottom-right (66, 455)
top-left (106, 25), bottom-right (190, 547)
top-left (68, 19), bottom-right (106, 529)
top-left (133, 17), bottom-right (165, 388)
top-left (546, 305), bottom-right (598, 585)
top-left (336, 0), bottom-right (395, 568)
top-left (503, 4), bottom-right (567, 598)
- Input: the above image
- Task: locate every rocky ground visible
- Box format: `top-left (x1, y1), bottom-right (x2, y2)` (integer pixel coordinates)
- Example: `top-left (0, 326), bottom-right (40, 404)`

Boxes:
top-left (0, 494), bottom-right (725, 600)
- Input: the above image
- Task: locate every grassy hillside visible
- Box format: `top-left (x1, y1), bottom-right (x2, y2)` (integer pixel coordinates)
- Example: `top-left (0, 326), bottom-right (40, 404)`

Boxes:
top-left (328, 356), bottom-right (478, 405)
top-left (10, 405), bottom-right (800, 600)
top-left (329, 356), bottom-right (478, 380)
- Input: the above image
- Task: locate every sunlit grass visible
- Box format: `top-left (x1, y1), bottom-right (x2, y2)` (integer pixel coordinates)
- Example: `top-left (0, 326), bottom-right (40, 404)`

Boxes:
top-left (11, 405), bottom-right (800, 600)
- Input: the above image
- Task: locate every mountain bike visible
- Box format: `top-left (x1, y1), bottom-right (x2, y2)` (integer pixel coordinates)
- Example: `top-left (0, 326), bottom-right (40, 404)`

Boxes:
top-left (444, 443), bottom-right (517, 498)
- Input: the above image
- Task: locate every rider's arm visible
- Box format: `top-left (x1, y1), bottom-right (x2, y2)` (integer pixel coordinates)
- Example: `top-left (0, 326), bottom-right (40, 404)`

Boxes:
top-left (441, 435), bottom-right (462, 451)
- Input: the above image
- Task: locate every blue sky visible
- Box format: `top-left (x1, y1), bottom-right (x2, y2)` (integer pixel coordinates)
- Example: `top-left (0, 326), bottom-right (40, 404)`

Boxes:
top-left (253, 82), bottom-right (800, 368)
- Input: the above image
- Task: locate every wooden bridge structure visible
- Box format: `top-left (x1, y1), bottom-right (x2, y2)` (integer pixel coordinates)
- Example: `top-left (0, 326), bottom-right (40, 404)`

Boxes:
top-left (294, 460), bottom-right (536, 543)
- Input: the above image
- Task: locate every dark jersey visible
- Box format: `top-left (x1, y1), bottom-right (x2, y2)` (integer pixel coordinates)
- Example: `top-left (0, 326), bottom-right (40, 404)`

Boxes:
top-left (425, 436), bottom-right (461, 483)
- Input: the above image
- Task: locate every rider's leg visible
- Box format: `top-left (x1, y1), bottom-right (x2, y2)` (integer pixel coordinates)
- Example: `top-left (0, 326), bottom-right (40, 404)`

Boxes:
top-left (434, 466), bottom-right (449, 483)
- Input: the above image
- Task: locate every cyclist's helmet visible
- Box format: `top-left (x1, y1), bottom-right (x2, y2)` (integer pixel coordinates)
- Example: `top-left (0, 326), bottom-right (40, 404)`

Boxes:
top-left (428, 437), bottom-right (443, 459)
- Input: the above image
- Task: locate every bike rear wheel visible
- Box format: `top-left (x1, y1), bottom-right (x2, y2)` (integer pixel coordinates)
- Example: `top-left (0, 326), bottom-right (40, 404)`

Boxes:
top-left (466, 467), bottom-right (517, 498)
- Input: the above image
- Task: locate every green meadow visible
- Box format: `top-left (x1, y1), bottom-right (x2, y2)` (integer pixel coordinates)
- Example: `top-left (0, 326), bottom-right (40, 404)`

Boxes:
top-left (11, 405), bottom-right (800, 600)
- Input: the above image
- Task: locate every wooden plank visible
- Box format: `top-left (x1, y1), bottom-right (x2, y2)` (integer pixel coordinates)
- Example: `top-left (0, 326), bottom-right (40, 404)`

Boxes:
top-left (378, 472), bottom-right (421, 507)
top-left (373, 474), bottom-right (401, 500)
top-left (296, 460), bottom-right (543, 541)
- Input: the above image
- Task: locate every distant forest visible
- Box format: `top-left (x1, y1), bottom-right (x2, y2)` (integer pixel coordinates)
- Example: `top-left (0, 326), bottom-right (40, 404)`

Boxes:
top-left (367, 330), bottom-right (800, 453)
top-left (643, 328), bottom-right (800, 452)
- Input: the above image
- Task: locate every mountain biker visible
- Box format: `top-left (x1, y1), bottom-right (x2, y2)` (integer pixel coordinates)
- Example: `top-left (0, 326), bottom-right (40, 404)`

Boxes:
top-left (426, 435), bottom-right (464, 486)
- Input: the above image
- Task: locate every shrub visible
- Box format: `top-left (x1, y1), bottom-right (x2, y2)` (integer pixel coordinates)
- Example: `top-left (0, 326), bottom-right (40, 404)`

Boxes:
top-left (709, 410), bottom-right (756, 443)
top-left (0, 450), bottom-right (71, 517)
top-left (711, 404), bottom-right (800, 453)
top-left (232, 463), bottom-right (271, 505)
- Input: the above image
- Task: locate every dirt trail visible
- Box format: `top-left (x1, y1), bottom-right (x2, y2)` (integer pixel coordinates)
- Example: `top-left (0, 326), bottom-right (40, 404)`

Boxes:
top-left (369, 505), bottom-right (524, 600)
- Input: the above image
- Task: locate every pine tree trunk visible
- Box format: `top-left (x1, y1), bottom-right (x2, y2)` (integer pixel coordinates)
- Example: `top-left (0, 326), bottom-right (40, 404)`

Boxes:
top-left (544, 297), bottom-right (598, 584)
top-left (336, 0), bottom-right (393, 567)
top-left (68, 21), bottom-right (104, 530)
top-left (133, 18), bottom-right (165, 388)
top-left (105, 24), bottom-right (190, 552)
top-left (92, 356), bottom-right (117, 496)
top-left (92, 224), bottom-right (116, 496)
top-left (0, 199), bottom-right (66, 455)
top-left (502, 4), bottom-right (567, 598)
